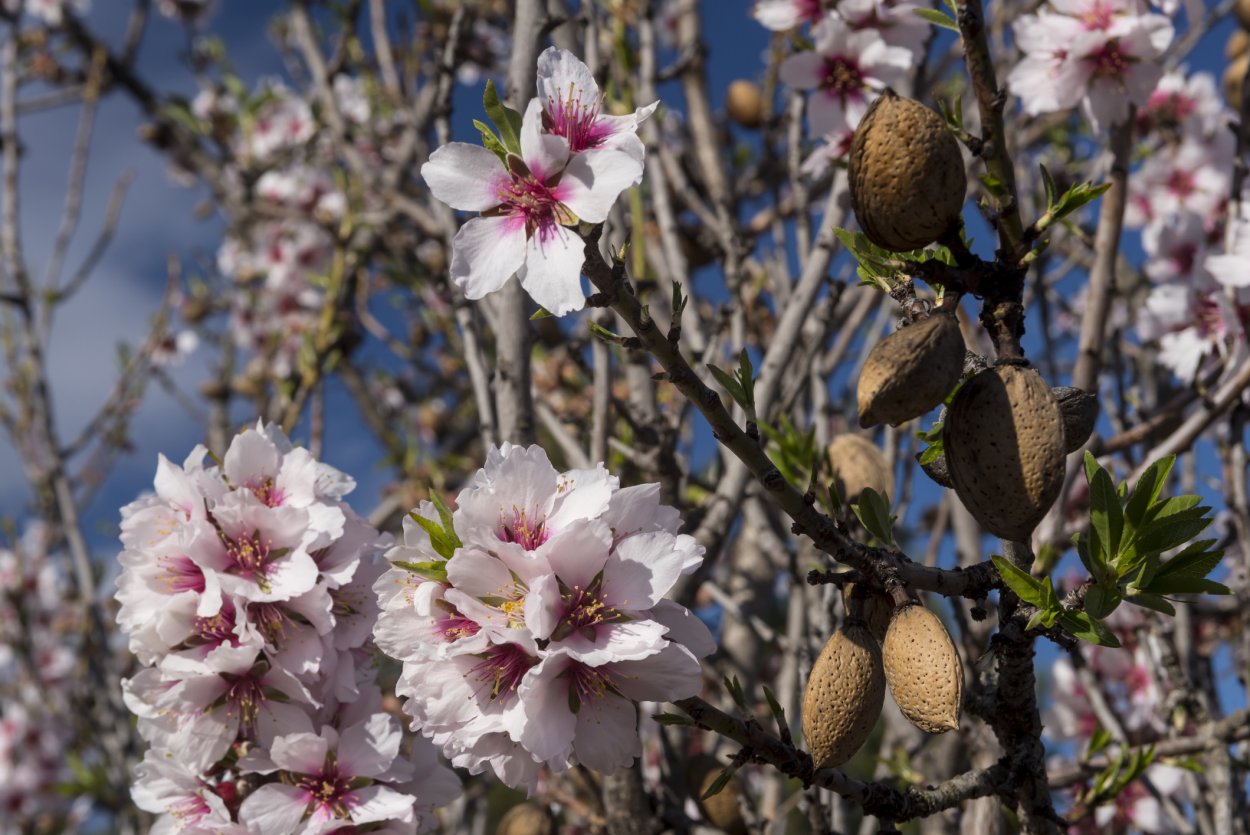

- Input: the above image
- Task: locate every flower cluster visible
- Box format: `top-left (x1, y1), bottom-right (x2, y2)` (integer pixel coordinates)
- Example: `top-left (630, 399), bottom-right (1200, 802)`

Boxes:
top-left (1008, 0), bottom-right (1174, 133)
top-left (0, 0), bottom-right (88, 25)
top-left (1124, 66), bottom-right (1249, 381)
top-left (761, 0), bottom-right (926, 174)
top-left (421, 48), bottom-right (654, 316)
top-left (0, 526), bottom-right (91, 832)
top-left (116, 423), bottom-right (459, 834)
top-left (1045, 628), bottom-right (1190, 833)
top-left (373, 443), bottom-right (715, 791)
top-left (188, 77), bottom-right (373, 379)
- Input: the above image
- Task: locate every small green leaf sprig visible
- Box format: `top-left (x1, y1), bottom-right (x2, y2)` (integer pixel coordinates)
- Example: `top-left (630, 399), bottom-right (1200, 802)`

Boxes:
top-left (992, 452), bottom-right (1228, 647)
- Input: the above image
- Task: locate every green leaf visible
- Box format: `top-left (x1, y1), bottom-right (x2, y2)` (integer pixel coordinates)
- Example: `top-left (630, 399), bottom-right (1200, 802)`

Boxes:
top-left (991, 555), bottom-right (1046, 608)
top-left (1060, 610), bottom-right (1121, 647)
top-left (724, 675), bottom-right (749, 711)
top-left (1083, 583), bottom-right (1121, 620)
top-left (1151, 540), bottom-right (1223, 581)
top-left (1040, 164), bottom-right (1058, 209)
top-left (913, 6), bottom-right (960, 30)
top-left (1075, 534), bottom-right (1107, 584)
top-left (707, 363), bottom-right (747, 409)
top-left (1084, 726), bottom-right (1113, 760)
top-left (472, 119), bottom-right (508, 162)
top-left (1142, 575), bottom-right (1232, 596)
top-left (1125, 460), bottom-right (1170, 525)
top-left (701, 764), bottom-right (739, 801)
top-left (1084, 452), bottom-right (1124, 564)
top-left (736, 349), bottom-right (757, 409)
top-left (852, 487), bottom-right (896, 546)
top-left (482, 79), bottom-right (522, 155)
top-left (392, 559), bottom-right (449, 583)
top-left (1051, 181), bottom-right (1113, 221)
top-left (1133, 514), bottom-right (1214, 557)
top-left (1124, 590), bottom-right (1176, 616)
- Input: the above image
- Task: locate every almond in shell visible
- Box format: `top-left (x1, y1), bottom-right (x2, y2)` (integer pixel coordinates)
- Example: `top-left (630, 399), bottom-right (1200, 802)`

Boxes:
top-left (882, 602), bottom-right (963, 734)
top-left (828, 434), bottom-right (895, 504)
top-left (857, 311), bottom-right (964, 428)
top-left (849, 90), bottom-right (966, 252)
top-left (802, 621), bottom-right (885, 769)
top-left (943, 364), bottom-right (1066, 541)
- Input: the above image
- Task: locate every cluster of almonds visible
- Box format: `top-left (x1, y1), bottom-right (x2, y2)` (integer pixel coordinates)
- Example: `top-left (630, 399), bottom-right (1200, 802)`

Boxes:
top-left (848, 92), bottom-right (1098, 542)
top-left (801, 592), bottom-right (963, 769)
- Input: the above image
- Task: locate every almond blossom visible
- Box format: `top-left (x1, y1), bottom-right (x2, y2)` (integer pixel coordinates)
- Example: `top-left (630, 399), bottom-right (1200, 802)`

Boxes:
top-left (778, 15), bottom-right (912, 137)
top-left (536, 47), bottom-right (656, 168)
top-left (373, 443), bottom-right (714, 791)
top-left (422, 101), bottom-right (640, 316)
top-left (116, 423), bottom-right (459, 833)
top-left (1008, 0), bottom-right (1174, 132)
top-left (751, 0), bottom-right (828, 31)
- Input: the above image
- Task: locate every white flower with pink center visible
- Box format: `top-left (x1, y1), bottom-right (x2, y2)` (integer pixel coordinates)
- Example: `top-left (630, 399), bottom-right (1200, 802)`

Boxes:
top-left (373, 444), bottom-right (713, 791)
top-left (1126, 133), bottom-right (1232, 228)
top-left (1142, 211), bottom-right (1214, 284)
top-left (518, 644), bottom-right (705, 775)
top-left (1136, 69), bottom-right (1229, 138)
top-left (1138, 284), bottom-right (1250, 380)
top-left (422, 99), bottom-right (642, 316)
top-left (1008, 2), bottom-right (1173, 132)
top-left (779, 17), bottom-right (912, 137)
top-left (237, 713), bottom-right (451, 834)
top-left (537, 47), bottom-right (656, 169)
top-left (131, 753), bottom-right (235, 831)
top-left (751, 0), bottom-right (827, 31)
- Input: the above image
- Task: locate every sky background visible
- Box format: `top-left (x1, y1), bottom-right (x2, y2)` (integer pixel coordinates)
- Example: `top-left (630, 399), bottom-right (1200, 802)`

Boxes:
top-left (1, 0), bottom-right (1245, 722)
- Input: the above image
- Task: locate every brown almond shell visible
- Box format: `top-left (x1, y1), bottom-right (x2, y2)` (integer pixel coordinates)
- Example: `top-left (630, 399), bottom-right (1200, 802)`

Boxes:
top-left (802, 622), bottom-right (885, 769)
top-left (857, 311), bottom-right (964, 428)
top-left (882, 603), bottom-right (963, 734)
top-left (849, 91), bottom-right (966, 252)
top-left (943, 364), bottom-right (1067, 541)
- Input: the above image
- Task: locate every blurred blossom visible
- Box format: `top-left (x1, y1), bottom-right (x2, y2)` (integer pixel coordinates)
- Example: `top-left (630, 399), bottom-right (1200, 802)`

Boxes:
top-left (751, 0), bottom-right (827, 31)
top-left (1007, 0), bottom-right (1173, 133)
top-left (1, 0), bottom-right (89, 25)
top-left (779, 15), bottom-right (912, 137)
top-left (155, 0), bottom-right (214, 22)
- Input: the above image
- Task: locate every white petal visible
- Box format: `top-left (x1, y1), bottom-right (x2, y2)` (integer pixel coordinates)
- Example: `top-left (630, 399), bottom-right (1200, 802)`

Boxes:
top-left (537, 47), bottom-right (600, 113)
top-left (339, 713), bottom-right (401, 778)
top-left (421, 143), bottom-right (508, 212)
top-left (555, 149), bottom-right (641, 224)
top-left (779, 52), bottom-right (823, 91)
top-left (238, 784), bottom-right (309, 835)
top-left (450, 215), bottom-right (528, 301)
top-left (349, 785), bottom-right (418, 826)
top-left (611, 643), bottom-right (704, 702)
top-left (603, 531), bottom-right (686, 610)
top-left (650, 599), bottom-right (717, 658)
top-left (520, 224), bottom-right (587, 316)
top-left (521, 98), bottom-right (570, 182)
top-left (572, 694), bottom-right (641, 774)
top-left (269, 730), bottom-right (330, 774)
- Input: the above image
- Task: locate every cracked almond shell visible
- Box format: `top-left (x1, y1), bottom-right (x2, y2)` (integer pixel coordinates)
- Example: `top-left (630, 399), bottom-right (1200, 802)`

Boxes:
top-left (882, 603), bottom-right (963, 734)
top-left (828, 434), bottom-right (894, 504)
top-left (857, 311), bottom-right (964, 428)
top-left (944, 364), bottom-right (1067, 541)
top-left (849, 91), bottom-right (966, 252)
top-left (802, 622), bottom-right (885, 769)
